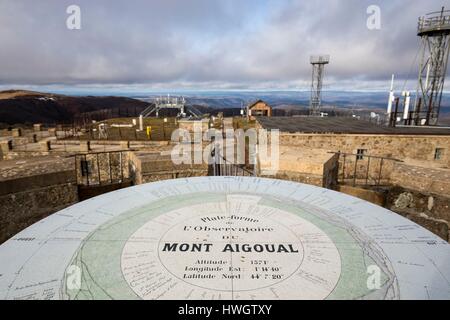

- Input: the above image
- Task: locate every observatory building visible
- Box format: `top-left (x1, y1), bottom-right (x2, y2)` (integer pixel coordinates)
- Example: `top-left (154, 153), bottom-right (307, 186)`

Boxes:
top-left (0, 177), bottom-right (449, 300)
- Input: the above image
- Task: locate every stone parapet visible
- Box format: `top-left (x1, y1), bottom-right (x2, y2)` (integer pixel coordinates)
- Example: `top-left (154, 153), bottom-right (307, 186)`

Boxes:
top-left (390, 162), bottom-right (450, 197)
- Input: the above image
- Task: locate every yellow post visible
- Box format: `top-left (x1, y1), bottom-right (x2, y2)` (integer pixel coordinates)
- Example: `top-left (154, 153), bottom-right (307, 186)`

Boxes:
top-left (146, 126), bottom-right (152, 140)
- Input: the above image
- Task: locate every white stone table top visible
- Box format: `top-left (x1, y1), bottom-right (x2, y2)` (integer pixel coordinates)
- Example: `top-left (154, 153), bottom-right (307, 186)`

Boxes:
top-left (0, 176), bottom-right (449, 300)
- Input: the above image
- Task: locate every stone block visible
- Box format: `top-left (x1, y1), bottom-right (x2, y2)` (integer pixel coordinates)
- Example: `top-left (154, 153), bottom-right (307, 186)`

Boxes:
top-left (11, 128), bottom-right (22, 137)
top-left (48, 128), bottom-right (57, 137)
top-left (80, 141), bottom-right (91, 152)
top-left (120, 141), bottom-right (130, 150)
top-left (338, 185), bottom-right (386, 206)
top-left (39, 140), bottom-right (51, 151)
top-left (0, 141), bottom-right (10, 158)
top-left (178, 119), bottom-right (210, 132)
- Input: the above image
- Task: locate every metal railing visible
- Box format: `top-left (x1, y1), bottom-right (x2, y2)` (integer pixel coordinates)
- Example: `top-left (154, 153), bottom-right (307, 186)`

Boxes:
top-left (331, 151), bottom-right (402, 187)
top-left (72, 150), bottom-right (129, 186)
top-left (418, 9), bottom-right (450, 34)
top-left (210, 145), bottom-right (256, 177)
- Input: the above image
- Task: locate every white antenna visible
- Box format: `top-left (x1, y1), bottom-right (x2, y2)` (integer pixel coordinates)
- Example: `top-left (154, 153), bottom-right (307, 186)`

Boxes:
top-left (387, 74), bottom-right (395, 114)
top-left (403, 91), bottom-right (411, 120)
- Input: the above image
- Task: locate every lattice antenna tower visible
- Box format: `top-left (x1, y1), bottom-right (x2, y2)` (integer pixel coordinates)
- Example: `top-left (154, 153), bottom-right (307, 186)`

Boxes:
top-left (309, 55), bottom-right (330, 116)
top-left (415, 7), bottom-right (450, 125)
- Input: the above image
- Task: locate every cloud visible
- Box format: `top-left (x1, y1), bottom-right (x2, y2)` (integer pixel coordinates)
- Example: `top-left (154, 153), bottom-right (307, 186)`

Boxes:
top-left (0, 0), bottom-right (448, 91)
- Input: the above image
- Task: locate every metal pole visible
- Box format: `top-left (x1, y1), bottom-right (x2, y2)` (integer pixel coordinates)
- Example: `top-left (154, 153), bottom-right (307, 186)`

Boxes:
top-left (353, 155), bottom-right (358, 187)
top-left (213, 146), bottom-right (216, 176)
top-left (109, 152), bottom-right (113, 183)
top-left (377, 158), bottom-right (384, 186)
top-left (365, 157), bottom-right (371, 186)
top-left (415, 97), bottom-right (422, 125)
top-left (85, 155), bottom-right (89, 186)
top-left (74, 155), bottom-right (78, 185)
top-left (120, 152), bottom-right (124, 182)
top-left (96, 153), bottom-right (101, 185)
top-left (426, 94), bottom-right (433, 126)
top-left (342, 154), bottom-right (346, 183)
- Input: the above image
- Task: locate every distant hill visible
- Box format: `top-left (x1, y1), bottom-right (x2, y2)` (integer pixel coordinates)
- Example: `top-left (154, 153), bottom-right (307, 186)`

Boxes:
top-left (2, 89), bottom-right (449, 126)
top-left (0, 90), bottom-right (57, 100)
top-left (0, 90), bottom-right (149, 126)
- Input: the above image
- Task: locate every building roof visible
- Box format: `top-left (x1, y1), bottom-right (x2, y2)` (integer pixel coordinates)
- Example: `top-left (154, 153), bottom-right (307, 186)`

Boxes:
top-left (256, 117), bottom-right (450, 135)
top-left (248, 99), bottom-right (271, 109)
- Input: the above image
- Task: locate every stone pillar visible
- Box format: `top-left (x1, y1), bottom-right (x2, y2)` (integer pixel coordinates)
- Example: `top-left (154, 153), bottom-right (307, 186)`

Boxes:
top-left (0, 141), bottom-right (10, 160)
top-left (0, 140), bottom-right (13, 153)
top-left (139, 115), bottom-right (144, 131)
top-left (33, 124), bottom-right (42, 132)
top-left (80, 141), bottom-right (91, 152)
top-left (11, 128), bottom-right (22, 137)
top-left (48, 128), bottom-right (57, 137)
top-left (39, 140), bottom-right (51, 151)
top-left (120, 141), bottom-right (130, 150)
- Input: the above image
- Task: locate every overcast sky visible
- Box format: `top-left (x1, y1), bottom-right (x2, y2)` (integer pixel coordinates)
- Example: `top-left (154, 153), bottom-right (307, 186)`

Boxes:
top-left (0, 0), bottom-right (448, 92)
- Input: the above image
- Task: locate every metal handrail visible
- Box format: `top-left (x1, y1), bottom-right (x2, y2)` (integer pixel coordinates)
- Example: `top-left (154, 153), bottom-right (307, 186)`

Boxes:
top-left (328, 151), bottom-right (403, 162)
top-left (211, 146), bottom-right (255, 177)
top-left (330, 151), bottom-right (402, 187)
top-left (418, 9), bottom-right (450, 33)
top-left (74, 150), bottom-right (128, 186)
top-left (68, 149), bottom-right (133, 157)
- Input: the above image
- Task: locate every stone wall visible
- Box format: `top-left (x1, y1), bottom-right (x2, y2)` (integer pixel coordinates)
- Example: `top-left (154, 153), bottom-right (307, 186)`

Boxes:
top-left (386, 163), bottom-right (450, 241)
top-left (387, 187), bottom-right (449, 221)
top-left (75, 151), bottom-right (132, 185)
top-left (279, 133), bottom-right (450, 168)
top-left (265, 133), bottom-right (450, 242)
top-left (177, 120), bottom-right (210, 133)
top-left (390, 162), bottom-right (450, 196)
top-left (0, 170), bottom-right (78, 243)
top-left (130, 150), bottom-right (208, 185)
top-left (336, 156), bottom-right (396, 186)
top-left (337, 185), bottom-right (387, 207)
top-left (262, 171), bottom-right (324, 187)
top-left (259, 147), bottom-right (338, 188)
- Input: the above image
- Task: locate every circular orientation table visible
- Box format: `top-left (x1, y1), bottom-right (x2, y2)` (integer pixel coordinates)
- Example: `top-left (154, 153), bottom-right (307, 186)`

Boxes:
top-left (0, 177), bottom-right (449, 300)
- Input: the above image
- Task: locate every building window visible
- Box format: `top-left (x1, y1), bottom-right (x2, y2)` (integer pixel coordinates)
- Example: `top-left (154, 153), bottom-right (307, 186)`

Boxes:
top-left (80, 160), bottom-right (92, 176)
top-left (356, 149), bottom-right (367, 160)
top-left (434, 148), bottom-right (444, 160)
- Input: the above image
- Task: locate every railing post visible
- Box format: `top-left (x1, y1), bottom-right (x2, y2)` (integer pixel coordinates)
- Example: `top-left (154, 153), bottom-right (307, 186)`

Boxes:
top-left (353, 155), bottom-right (358, 187)
top-left (109, 152), bottom-right (113, 183)
top-left (377, 158), bottom-right (384, 186)
top-left (120, 152), bottom-right (124, 183)
top-left (342, 154), bottom-right (346, 183)
top-left (96, 153), bottom-right (101, 185)
top-left (365, 157), bottom-right (371, 186)
top-left (212, 146), bottom-right (216, 176)
top-left (85, 154), bottom-right (89, 186)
